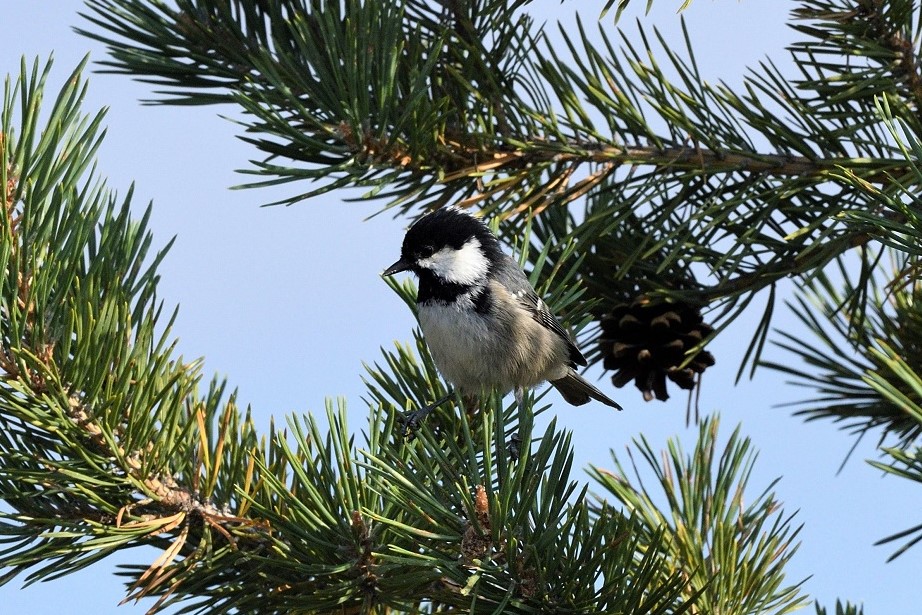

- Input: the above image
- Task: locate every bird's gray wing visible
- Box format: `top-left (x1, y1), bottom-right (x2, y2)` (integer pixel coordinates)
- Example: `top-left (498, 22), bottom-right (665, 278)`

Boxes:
top-left (493, 255), bottom-right (588, 367)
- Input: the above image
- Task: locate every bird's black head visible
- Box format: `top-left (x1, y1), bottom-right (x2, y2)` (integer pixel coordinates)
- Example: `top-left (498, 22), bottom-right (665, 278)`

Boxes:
top-left (383, 208), bottom-right (503, 287)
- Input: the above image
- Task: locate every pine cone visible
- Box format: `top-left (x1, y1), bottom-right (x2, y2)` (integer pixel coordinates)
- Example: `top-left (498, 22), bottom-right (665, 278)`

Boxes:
top-left (599, 298), bottom-right (715, 401)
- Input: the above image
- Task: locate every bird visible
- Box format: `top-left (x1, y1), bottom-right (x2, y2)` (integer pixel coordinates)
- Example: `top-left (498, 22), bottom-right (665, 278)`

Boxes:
top-left (383, 207), bottom-right (621, 431)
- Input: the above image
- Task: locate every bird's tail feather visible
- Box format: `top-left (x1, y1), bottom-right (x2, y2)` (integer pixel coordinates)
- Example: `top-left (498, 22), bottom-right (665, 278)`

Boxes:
top-left (551, 371), bottom-right (622, 410)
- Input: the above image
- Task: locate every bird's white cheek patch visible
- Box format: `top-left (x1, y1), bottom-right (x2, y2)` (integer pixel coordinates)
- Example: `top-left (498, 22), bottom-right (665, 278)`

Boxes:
top-left (418, 238), bottom-right (489, 285)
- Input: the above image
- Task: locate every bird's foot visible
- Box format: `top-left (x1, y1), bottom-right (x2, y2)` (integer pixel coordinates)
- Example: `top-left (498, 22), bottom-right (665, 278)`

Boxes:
top-left (397, 405), bottom-right (435, 438)
top-left (507, 431), bottom-right (523, 462)
top-left (396, 391), bottom-right (454, 439)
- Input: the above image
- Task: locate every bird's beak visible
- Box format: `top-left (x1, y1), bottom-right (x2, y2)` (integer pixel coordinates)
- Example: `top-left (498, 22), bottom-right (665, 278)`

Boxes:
top-left (383, 258), bottom-right (412, 276)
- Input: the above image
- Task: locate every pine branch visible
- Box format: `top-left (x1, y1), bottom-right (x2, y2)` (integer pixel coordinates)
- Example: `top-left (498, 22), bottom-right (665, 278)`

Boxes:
top-left (815, 601), bottom-right (865, 615)
top-left (763, 97), bottom-right (922, 449)
top-left (0, 54), bottom-right (838, 613)
top-left (75, 0), bottom-right (910, 186)
top-left (0, 59), bottom-right (271, 605)
top-left (590, 416), bottom-right (809, 615)
top-left (792, 0), bottom-right (922, 127)
top-left (73, 0), bottom-right (922, 390)
top-left (0, 58), bottom-right (693, 613)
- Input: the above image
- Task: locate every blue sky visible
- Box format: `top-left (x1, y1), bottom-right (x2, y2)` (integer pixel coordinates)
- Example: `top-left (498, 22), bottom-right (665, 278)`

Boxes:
top-left (2, 1), bottom-right (920, 613)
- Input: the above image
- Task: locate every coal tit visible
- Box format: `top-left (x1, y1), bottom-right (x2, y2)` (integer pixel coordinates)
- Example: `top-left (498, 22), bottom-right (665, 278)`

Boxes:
top-left (384, 207), bottom-right (622, 427)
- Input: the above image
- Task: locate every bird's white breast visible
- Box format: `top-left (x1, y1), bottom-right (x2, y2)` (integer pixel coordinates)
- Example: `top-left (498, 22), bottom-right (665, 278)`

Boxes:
top-left (418, 295), bottom-right (499, 393)
top-left (417, 282), bottom-right (571, 395)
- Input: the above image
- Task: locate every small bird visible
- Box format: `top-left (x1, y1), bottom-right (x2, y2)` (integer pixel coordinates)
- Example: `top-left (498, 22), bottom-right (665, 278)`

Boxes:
top-left (383, 207), bottom-right (621, 429)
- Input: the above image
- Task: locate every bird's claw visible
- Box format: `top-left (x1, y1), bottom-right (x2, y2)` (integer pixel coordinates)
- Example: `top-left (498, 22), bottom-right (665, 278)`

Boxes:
top-left (397, 406), bottom-right (433, 438)
top-left (396, 393), bottom-right (453, 439)
top-left (507, 432), bottom-right (523, 462)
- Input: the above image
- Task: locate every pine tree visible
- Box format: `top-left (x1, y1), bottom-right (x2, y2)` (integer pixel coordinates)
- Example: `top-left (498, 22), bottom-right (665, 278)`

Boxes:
top-left (1, 0), bottom-right (919, 613)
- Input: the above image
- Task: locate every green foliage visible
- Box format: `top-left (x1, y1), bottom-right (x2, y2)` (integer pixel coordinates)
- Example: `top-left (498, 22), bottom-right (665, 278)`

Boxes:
top-left (0, 58), bottom-right (265, 606)
top-left (2, 0), bottom-right (922, 610)
top-left (360, 409), bottom-right (688, 614)
top-left (869, 438), bottom-right (922, 561)
top-left (0, 57), bottom-right (806, 613)
top-left (759, 94), bottom-right (922, 545)
top-left (763, 257), bottom-right (922, 446)
top-left (762, 244), bottom-right (922, 559)
top-left (76, 0), bottom-right (922, 383)
top-left (80, 0), bottom-right (547, 210)
top-left (598, 0), bottom-right (696, 23)
top-left (591, 417), bottom-right (808, 615)
top-left (815, 600), bottom-right (865, 615)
